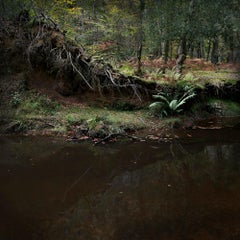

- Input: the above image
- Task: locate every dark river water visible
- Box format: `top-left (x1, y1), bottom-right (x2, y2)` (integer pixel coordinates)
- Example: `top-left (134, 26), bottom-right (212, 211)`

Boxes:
top-left (0, 128), bottom-right (240, 240)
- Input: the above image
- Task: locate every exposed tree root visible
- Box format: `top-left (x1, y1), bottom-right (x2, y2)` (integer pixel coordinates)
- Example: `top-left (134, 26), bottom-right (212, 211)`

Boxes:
top-left (0, 14), bottom-right (156, 101)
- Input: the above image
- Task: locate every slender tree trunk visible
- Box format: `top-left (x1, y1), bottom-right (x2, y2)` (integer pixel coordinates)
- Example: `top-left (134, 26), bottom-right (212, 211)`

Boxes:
top-left (201, 40), bottom-right (205, 59)
top-left (137, 41), bottom-right (143, 74)
top-left (161, 40), bottom-right (169, 64)
top-left (0, 0), bottom-right (5, 16)
top-left (175, 0), bottom-right (194, 73)
top-left (189, 43), bottom-right (194, 58)
top-left (206, 39), bottom-right (211, 61)
top-left (211, 36), bottom-right (219, 65)
top-left (80, 9), bottom-right (85, 31)
top-left (136, 0), bottom-right (145, 75)
top-left (170, 41), bottom-right (173, 60)
top-left (228, 35), bottom-right (234, 63)
top-left (197, 42), bottom-right (201, 58)
top-left (92, 0), bottom-right (99, 46)
top-left (176, 37), bottom-right (187, 73)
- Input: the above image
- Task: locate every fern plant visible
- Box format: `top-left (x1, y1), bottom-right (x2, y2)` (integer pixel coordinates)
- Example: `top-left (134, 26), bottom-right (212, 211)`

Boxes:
top-left (164, 69), bottom-right (181, 81)
top-left (149, 87), bottom-right (196, 117)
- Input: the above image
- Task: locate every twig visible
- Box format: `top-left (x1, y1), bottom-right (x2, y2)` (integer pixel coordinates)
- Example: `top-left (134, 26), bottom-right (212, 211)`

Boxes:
top-left (94, 133), bottom-right (141, 145)
top-left (62, 166), bottom-right (92, 202)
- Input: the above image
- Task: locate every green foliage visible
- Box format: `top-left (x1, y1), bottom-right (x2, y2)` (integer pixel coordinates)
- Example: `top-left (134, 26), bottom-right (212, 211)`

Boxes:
top-left (182, 72), bottom-right (198, 82)
top-left (149, 86), bottom-right (196, 117)
top-left (177, 72), bottom-right (204, 89)
top-left (164, 69), bottom-right (181, 81)
top-left (2, 0), bottom-right (240, 64)
top-left (18, 92), bottom-right (60, 115)
top-left (87, 115), bottom-right (108, 130)
top-left (11, 92), bottom-right (22, 107)
top-left (66, 114), bottom-right (75, 124)
top-left (110, 101), bottom-right (137, 111)
top-left (118, 64), bottom-right (135, 76)
top-left (207, 99), bottom-right (240, 116)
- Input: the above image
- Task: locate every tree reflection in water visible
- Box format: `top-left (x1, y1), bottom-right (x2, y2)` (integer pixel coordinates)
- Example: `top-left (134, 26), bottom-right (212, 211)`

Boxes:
top-left (48, 141), bottom-right (240, 240)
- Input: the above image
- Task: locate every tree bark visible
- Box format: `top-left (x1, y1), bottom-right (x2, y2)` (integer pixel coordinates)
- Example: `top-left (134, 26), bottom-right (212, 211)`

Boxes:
top-left (175, 0), bottom-right (194, 73)
top-left (136, 0), bottom-right (145, 75)
top-left (211, 37), bottom-right (219, 65)
top-left (161, 40), bottom-right (169, 64)
top-left (206, 39), bottom-right (211, 61)
top-left (0, 0), bottom-right (5, 16)
top-left (228, 35), bottom-right (234, 63)
top-left (175, 37), bottom-right (187, 73)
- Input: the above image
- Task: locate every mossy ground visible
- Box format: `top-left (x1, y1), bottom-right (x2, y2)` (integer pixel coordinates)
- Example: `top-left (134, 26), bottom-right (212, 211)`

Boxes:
top-left (1, 59), bottom-right (239, 141)
top-left (0, 84), bottom-right (164, 138)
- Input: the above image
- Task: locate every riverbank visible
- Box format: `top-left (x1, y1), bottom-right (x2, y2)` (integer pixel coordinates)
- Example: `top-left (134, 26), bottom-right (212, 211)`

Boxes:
top-left (1, 68), bottom-right (240, 144)
top-left (0, 18), bottom-right (239, 143)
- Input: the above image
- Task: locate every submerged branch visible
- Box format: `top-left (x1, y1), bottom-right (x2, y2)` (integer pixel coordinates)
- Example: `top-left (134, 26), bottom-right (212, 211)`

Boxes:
top-left (62, 166), bottom-right (92, 202)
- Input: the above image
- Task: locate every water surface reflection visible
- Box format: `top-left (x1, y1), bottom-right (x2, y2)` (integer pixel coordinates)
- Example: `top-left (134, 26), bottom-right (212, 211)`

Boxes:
top-left (0, 130), bottom-right (240, 240)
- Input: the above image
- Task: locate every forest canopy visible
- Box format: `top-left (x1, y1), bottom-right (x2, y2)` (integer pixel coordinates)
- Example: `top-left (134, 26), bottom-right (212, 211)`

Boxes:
top-left (1, 0), bottom-right (240, 65)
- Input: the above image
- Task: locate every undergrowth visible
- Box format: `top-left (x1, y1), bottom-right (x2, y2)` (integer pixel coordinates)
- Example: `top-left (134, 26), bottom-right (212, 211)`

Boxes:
top-left (12, 91), bottom-right (60, 115)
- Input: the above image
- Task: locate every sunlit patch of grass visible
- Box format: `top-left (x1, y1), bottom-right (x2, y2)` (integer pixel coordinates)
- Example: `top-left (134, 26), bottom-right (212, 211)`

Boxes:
top-left (193, 70), bottom-right (239, 85)
top-left (117, 64), bottom-right (135, 76)
top-left (59, 105), bottom-right (150, 129)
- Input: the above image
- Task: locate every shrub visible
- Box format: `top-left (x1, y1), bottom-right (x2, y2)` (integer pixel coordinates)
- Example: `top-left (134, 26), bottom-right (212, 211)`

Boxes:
top-left (149, 86), bottom-right (196, 117)
top-left (19, 93), bottom-right (60, 115)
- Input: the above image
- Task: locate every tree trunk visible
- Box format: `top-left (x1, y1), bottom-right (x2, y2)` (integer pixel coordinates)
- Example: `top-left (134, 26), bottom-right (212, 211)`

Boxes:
top-left (189, 43), bottom-right (194, 58)
top-left (175, 37), bottom-right (187, 73)
top-left (197, 42), bottom-right (201, 58)
top-left (206, 39), bottom-right (211, 61)
top-left (201, 40), bottom-right (205, 59)
top-left (175, 0), bottom-right (194, 73)
top-left (0, 0), bottom-right (5, 16)
top-left (137, 41), bottom-right (143, 74)
top-left (170, 41), bottom-right (173, 60)
top-left (80, 9), bottom-right (85, 31)
top-left (211, 37), bottom-right (219, 65)
top-left (136, 0), bottom-right (145, 75)
top-left (228, 36), bottom-right (234, 63)
top-left (161, 40), bottom-right (169, 64)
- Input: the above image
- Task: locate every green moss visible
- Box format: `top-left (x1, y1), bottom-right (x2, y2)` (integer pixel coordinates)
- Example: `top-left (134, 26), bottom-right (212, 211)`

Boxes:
top-left (62, 106), bottom-right (148, 129)
top-left (224, 79), bottom-right (238, 85)
top-left (118, 64), bottom-right (135, 76)
top-left (207, 99), bottom-right (240, 116)
top-left (221, 100), bottom-right (240, 116)
top-left (16, 92), bottom-right (61, 115)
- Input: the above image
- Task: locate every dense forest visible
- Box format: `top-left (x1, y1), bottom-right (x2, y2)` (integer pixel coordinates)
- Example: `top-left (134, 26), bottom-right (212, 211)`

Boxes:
top-left (1, 0), bottom-right (240, 67)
